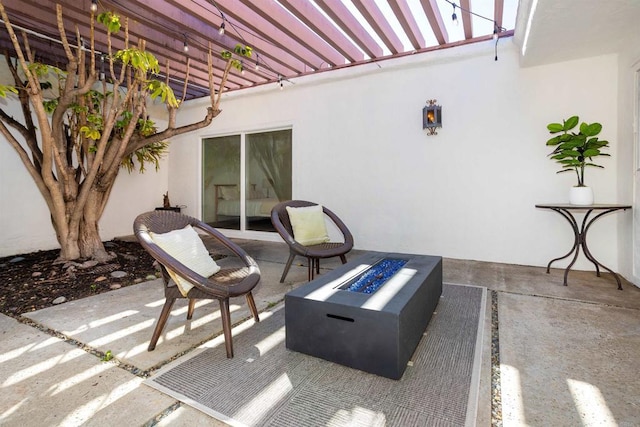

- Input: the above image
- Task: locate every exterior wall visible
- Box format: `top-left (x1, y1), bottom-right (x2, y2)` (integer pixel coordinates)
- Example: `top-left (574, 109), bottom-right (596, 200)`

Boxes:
top-left (617, 41), bottom-right (640, 286)
top-left (1, 40), bottom-right (634, 286)
top-left (169, 40), bottom-right (631, 277)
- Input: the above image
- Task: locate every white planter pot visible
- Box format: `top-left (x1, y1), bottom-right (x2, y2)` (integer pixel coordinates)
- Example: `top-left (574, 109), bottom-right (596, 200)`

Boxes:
top-left (569, 186), bottom-right (594, 205)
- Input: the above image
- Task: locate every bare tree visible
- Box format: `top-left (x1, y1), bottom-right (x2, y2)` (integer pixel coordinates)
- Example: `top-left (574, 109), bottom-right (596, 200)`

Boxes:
top-left (0, 2), bottom-right (249, 261)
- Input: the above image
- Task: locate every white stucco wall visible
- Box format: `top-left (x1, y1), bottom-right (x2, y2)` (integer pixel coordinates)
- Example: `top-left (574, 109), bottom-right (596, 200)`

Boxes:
top-left (167, 40), bottom-right (632, 276)
top-left (617, 42), bottom-right (640, 285)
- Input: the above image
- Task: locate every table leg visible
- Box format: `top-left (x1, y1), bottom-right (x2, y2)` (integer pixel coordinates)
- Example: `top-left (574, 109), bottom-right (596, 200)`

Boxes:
top-left (578, 210), bottom-right (601, 275)
top-left (545, 209), bottom-right (580, 283)
top-left (580, 209), bottom-right (624, 290)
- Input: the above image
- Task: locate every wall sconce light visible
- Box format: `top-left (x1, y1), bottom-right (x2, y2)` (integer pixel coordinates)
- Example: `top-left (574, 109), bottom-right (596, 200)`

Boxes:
top-left (423, 99), bottom-right (442, 135)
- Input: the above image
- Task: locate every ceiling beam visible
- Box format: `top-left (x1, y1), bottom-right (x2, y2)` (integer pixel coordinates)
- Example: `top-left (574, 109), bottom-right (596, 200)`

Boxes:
top-left (100, 0), bottom-right (261, 85)
top-left (164, 0), bottom-right (303, 78)
top-left (277, 0), bottom-right (364, 63)
top-left (2, 0), bottom-right (246, 94)
top-left (494, 0), bottom-right (504, 29)
top-left (351, 0), bottom-right (404, 54)
top-left (419, 0), bottom-right (449, 45)
top-left (386, 0), bottom-right (426, 50)
top-left (314, 0), bottom-right (383, 58)
top-left (213, 0), bottom-right (328, 72)
top-left (460, 0), bottom-right (473, 39)
top-left (237, 0), bottom-right (346, 67)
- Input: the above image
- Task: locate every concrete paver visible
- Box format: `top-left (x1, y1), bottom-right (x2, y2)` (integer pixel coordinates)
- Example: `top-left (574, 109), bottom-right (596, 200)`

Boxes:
top-left (0, 315), bottom-right (175, 426)
top-left (1, 239), bottom-right (638, 426)
top-left (498, 292), bottom-right (640, 426)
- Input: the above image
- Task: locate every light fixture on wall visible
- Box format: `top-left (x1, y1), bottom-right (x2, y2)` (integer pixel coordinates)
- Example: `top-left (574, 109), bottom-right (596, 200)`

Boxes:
top-left (423, 99), bottom-right (442, 135)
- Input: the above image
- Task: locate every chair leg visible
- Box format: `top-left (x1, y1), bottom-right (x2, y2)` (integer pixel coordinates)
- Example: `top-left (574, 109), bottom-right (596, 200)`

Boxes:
top-left (219, 298), bottom-right (234, 358)
top-left (316, 258), bottom-right (320, 274)
top-left (308, 257), bottom-right (313, 281)
top-left (246, 292), bottom-right (260, 323)
top-left (340, 254), bottom-right (347, 264)
top-left (280, 252), bottom-right (296, 283)
top-left (148, 297), bottom-right (176, 351)
top-left (187, 299), bottom-right (196, 320)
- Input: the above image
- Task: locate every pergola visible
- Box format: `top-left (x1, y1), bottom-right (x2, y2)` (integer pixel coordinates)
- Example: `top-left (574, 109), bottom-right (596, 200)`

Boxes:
top-left (0, 0), bottom-right (513, 99)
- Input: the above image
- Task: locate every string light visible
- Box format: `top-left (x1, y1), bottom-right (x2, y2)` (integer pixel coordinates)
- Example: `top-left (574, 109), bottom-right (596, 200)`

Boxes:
top-left (208, 0), bottom-right (287, 85)
top-left (183, 35), bottom-right (189, 53)
top-left (90, 0), bottom-right (98, 13)
top-left (444, 1), bottom-right (506, 60)
top-left (99, 54), bottom-right (105, 81)
top-left (218, 13), bottom-right (226, 36)
top-left (240, 60), bottom-right (245, 75)
top-left (493, 21), bottom-right (500, 60)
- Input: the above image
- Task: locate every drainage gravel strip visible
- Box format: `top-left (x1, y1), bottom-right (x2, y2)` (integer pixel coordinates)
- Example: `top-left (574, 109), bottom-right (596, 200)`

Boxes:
top-left (491, 290), bottom-right (503, 426)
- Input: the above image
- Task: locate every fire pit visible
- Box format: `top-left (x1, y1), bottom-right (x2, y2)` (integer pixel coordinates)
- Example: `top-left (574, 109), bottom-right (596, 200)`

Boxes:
top-left (285, 251), bottom-right (442, 380)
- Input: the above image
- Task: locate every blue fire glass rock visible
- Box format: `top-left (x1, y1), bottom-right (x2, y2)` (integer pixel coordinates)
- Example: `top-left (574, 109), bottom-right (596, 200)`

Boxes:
top-left (344, 258), bottom-right (407, 294)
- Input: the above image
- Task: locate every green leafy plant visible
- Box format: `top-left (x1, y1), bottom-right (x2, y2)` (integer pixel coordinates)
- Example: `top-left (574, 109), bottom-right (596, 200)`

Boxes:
top-left (96, 12), bottom-right (121, 33)
top-left (221, 44), bottom-right (253, 73)
top-left (101, 350), bottom-right (113, 361)
top-left (0, 84), bottom-right (17, 97)
top-left (546, 116), bottom-right (610, 187)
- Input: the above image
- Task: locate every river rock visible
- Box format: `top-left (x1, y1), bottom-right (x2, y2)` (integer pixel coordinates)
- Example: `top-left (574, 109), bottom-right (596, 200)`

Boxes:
top-left (111, 270), bottom-right (127, 278)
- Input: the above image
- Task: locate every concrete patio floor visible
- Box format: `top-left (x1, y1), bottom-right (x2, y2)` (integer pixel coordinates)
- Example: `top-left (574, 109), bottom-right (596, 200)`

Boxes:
top-left (1, 239), bottom-right (639, 426)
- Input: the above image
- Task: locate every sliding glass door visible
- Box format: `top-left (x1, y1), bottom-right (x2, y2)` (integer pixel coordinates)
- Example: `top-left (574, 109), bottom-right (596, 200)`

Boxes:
top-left (202, 129), bottom-right (292, 233)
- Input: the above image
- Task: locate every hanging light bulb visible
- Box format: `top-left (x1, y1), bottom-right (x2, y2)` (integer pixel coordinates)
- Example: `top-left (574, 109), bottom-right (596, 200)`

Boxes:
top-left (218, 14), bottom-right (226, 35)
top-left (240, 61), bottom-right (245, 75)
top-left (255, 54), bottom-right (260, 71)
top-left (451, 4), bottom-right (458, 26)
top-left (278, 75), bottom-right (283, 90)
top-left (90, 0), bottom-right (98, 13)
top-left (183, 38), bottom-right (189, 53)
top-left (99, 54), bottom-right (105, 81)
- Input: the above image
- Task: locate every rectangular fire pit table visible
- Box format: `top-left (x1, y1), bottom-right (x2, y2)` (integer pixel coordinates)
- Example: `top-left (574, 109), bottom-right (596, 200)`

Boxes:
top-left (285, 251), bottom-right (442, 380)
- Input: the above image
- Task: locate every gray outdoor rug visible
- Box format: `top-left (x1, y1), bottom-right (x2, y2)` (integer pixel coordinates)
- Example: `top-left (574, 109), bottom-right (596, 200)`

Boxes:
top-left (145, 283), bottom-right (486, 427)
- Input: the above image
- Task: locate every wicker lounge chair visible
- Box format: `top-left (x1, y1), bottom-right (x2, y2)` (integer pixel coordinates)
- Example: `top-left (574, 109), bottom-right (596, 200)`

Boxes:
top-left (134, 210), bottom-right (260, 358)
top-left (271, 200), bottom-right (354, 282)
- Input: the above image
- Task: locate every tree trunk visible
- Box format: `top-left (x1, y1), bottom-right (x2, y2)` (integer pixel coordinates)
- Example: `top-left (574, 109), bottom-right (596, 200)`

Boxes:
top-left (58, 232), bottom-right (81, 261)
top-left (77, 185), bottom-right (111, 261)
top-left (52, 182), bottom-right (112, 262)
top-left (79, 218), bottom-right (110, 261)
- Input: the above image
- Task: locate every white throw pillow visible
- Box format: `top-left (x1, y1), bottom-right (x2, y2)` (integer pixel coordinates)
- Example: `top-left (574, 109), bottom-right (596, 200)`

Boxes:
top-left (286, 205), bottom-right (330, 246)
top-left (150, 225), bottom-right (221, 296)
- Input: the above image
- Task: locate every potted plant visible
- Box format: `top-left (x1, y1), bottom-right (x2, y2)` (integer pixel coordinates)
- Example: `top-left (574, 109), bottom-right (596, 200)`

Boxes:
top-left (546, 116), bottom-right (610, 205)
